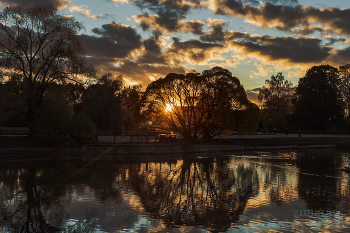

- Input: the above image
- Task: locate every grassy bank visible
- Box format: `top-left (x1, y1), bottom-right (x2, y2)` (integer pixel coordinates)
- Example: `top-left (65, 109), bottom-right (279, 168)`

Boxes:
top-left (1, 135), bottom-right (350, 150)
top-left (207, 137), bottom-right (350, 149)
top-left (0, 136), bottom-right (47, 149)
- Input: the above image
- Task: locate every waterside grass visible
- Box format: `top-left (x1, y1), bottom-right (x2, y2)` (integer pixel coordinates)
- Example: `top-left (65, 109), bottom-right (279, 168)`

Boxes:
top-left (208, 136), bottom-right (350, 149)
top-left (1, 135), bottom-right (350, 149)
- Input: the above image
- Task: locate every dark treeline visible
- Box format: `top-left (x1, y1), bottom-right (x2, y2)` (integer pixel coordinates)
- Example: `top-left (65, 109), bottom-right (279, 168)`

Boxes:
top-left (1, 4), bottom-right (350, 146)
top-left (0, 73), bottom-right (143, 144)
top-left (256, 64), bottom-right (350, 132)
top-left (2, 63), bottom-right (349, 145)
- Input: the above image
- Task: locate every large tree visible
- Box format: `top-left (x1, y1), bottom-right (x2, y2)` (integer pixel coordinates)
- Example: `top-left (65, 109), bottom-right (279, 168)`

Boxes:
top-left (256, 72), bottom-right (294, 129)
top-left (294, 65), bottom-right (343, 130)
top-left (0, 4), bottom-right (95, 132)
top-left (141, 67), bottom-right (259, 140)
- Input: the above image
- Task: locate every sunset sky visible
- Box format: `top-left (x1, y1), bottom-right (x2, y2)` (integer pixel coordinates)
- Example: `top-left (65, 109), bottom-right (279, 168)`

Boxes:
top-left (1, 0), bottom-right (349, 92)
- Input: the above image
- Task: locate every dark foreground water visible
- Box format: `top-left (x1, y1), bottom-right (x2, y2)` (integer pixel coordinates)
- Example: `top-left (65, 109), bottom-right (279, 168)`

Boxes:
top-left (1, 149), bottom-right (350, 232)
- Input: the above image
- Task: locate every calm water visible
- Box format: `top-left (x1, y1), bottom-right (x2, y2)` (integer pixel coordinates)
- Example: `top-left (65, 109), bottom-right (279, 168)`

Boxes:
top-left (1, 150), bottom-right (350, 232)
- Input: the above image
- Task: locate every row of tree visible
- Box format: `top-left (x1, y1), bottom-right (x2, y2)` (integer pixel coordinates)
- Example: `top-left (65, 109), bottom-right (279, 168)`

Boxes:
top-left (0, 73), bottom-right (142, 143)
top-left (0, 65), bottom-right (258, 141)
top-left (257, 65), bottom-right (350, 131)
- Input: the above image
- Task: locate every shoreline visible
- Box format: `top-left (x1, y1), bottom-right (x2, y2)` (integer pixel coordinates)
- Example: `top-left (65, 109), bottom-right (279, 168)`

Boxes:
top-left (1, 134), bottom-right (349, 162)
top-left (82, 142), bottom-right (336, 155)
top-left (0, 142), bottom-right (338, 162)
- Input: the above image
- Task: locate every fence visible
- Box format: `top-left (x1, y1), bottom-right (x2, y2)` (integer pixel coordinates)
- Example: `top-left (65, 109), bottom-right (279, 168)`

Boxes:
top-left (0, 128), bottom-right (170, 144)
top-left (96, 130), bottom-right (165, 136)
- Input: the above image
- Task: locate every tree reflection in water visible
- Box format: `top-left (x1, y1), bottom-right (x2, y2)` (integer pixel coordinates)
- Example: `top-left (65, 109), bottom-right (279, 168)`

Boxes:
top-left (123, 157), bottom-right (260, 232)
top-left (297, 150), bottom-right (344, 213)
top-left (2, 151), bottom-right (350, 232)
top-left (0, 161), bottom-right (122, 233)
top-left (0, 165), bottom-right (69, 232)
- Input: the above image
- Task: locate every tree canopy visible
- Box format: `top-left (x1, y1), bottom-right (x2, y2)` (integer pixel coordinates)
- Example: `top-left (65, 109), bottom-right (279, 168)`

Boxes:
top-left (256, 72), bottom-right (294, 129)
top-left (141, 67), bottom-right (259, 140)
top-left (257, 72), bottom-right (294, 105)
top-left (294, 65), bottom-right (343, 130)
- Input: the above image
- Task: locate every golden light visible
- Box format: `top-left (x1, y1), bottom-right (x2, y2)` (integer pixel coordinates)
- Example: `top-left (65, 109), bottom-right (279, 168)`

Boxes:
top-left (165, 103), bottom-right (172, 112)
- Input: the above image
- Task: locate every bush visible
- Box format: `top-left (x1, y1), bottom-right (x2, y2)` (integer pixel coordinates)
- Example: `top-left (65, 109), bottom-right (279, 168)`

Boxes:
top-left (36, 99), bottom-right (96, 146)
top-left (68, 113), bottom-right (96, 145)
top-left (36, 98), bottom-right (73, 144)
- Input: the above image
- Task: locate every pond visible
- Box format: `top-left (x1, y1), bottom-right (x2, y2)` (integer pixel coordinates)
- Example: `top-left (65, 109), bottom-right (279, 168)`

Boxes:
top-left (1, 149), bottom-right (350, 232)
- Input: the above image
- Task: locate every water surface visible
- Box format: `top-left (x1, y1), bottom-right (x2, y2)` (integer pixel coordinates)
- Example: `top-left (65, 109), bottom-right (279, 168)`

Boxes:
top-left (1, 150), bottom-right (350, 232)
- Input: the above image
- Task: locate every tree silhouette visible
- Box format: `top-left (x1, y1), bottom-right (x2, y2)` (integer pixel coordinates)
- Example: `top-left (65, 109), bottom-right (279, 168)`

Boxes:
top-left (81, 74), bottom-right (123, 130)
top-left (294, 65), bottom-right (343, 130)
top-left (297, 151), bottom-right (343, 212)
top-left (255, 72), bottom-right (294, 129)
top-left (141, 67), bottom-right (258, 140)
top-left (124, 158), bottom-right (260, 232)
top-left (120, 84), bottom-right (143, 129)
top-left (0, 4), bottom-right (95, 133)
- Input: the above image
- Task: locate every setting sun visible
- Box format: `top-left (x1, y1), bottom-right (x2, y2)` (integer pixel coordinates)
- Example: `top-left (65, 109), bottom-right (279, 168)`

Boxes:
top-left (165, 104), bottom-right (172, 112)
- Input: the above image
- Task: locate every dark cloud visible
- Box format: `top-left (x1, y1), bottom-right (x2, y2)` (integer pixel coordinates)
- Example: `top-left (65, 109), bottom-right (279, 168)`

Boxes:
top-left (215, 1), bottom-right (307, 29)
top-left (79, 21), bottom-right (142, 58)
top-left (258, 3), bottom-right (308, 29)
top-left (214, 0), bottom-right (350, 36)
top-left (200, 23), bottom-right (226, 42)
top-left (183, 20), bottom-right (203, 35)
top-left (135, 14), bottom-right (204, 35)
top-left (324, 37), bottom-right (347, 46)
top-left (168, 38), bottom-right (224, 62)
top-left (85, 57), bottom-right (117, 73)
top-left (134, 0), bottom-right (198, 18)
top-left (134, 0), bottom-right (190, 34)
top-left (229, 36), bottom-right (331, 63)
top-left (131, 0), bottom-right (204, 36)
top-left (326, 47), bottom-right (350, 66)
top-left (247, 0), bottom-right (298, 5)
top-left (200, 22), bottom-right (250, 42)
top-left (81, 21), bottom-right (185, 84)
top-left (91, 21), bottom-right (141, 44)
top-left (87, 58), bottom-right (186, 84)
top-left (155, 9), bottom-right (180, 31)
top-left (311, 7), bottom-right (350, 35)
top-left (0, 0), bottom-right (69, 9)
top-left (137, 37), bottom-right (166, 64)
top-left (170, 37), bottom-right (224, 51)
top-left (290, 26), bottom-right (324, 35)
top-left (114, 60), bottom-right (185, 77)
top-left (80, 35), bottom-right (132, 58)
